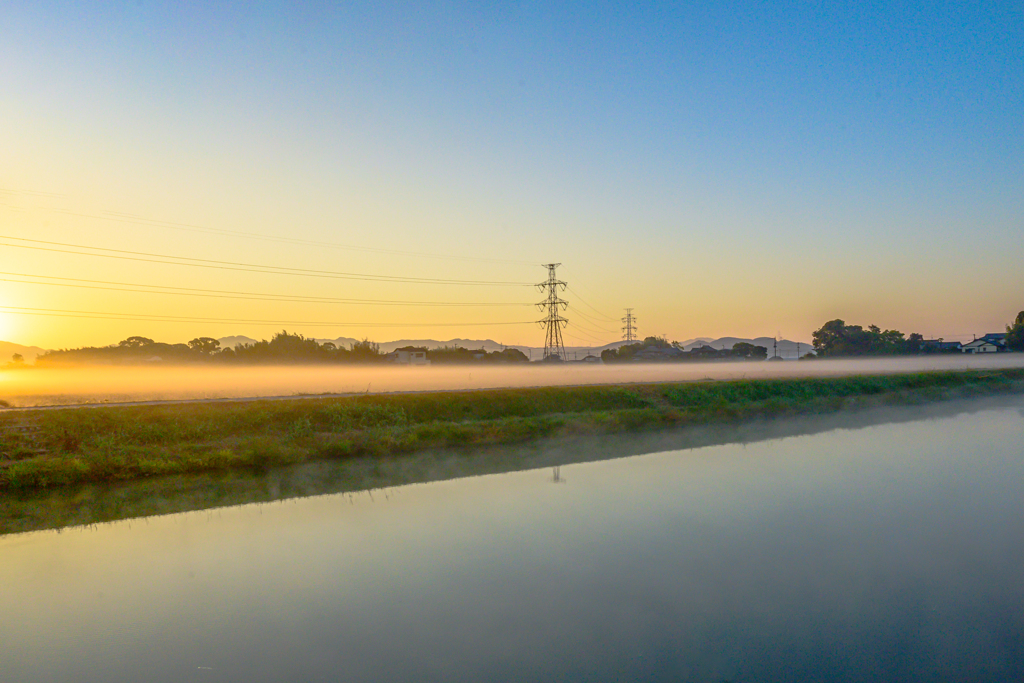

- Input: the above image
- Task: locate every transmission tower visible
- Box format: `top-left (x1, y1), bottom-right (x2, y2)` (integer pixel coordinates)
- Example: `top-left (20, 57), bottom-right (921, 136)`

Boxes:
top-left (536, 263), bottom-right (568, 361)
top-left (622, 308), bottom-right (637, 342)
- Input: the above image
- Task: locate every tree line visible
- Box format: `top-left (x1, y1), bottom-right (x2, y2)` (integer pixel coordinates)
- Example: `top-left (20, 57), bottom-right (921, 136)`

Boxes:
top-left (21, 311), bottom-right (1024, 366)
top-left (811, 321), bottom-right (925, 357)
top-left (424, 345), bottom-right (528, 364)
top-left (811, 311), bottom-right (1024, 357)
top-left (32, 331), bottom-right (529, 366)
top-left (601, 336), bottom-right (769, 363)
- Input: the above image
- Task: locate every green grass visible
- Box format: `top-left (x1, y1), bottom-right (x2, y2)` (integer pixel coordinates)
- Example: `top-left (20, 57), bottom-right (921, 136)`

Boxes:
top-left (2, 369), bottom-right (1023, 492)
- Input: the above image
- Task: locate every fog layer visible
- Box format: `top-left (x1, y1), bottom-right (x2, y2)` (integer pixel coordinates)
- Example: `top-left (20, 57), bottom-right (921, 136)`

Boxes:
top-left (2, 354), bottom-right (1023, 408)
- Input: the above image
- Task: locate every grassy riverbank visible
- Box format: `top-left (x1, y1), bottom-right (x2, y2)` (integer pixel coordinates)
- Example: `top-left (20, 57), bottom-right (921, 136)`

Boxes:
top-left (3, 369), bottom-right (1023, 492)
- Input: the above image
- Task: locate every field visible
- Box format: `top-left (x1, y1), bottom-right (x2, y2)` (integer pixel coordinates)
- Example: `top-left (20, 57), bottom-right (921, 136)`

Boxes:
top-left (3, 368), bottom-right (1024, 493)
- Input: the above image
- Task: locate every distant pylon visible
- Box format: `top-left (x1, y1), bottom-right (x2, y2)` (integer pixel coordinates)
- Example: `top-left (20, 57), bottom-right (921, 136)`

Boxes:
top-left (536, 263), bottom-right (568, 361)
top-left (622, 308), bottom-right (637, 342)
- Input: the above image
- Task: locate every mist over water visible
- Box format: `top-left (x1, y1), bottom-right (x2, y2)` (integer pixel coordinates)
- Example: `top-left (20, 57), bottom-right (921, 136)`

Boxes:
top-left (3, 399), bottom-right (1023, 681)
top-left (2, 354), bottom-right (1024, 407)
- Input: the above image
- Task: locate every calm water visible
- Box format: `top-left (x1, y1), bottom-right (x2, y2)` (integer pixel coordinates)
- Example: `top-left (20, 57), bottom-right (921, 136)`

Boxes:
top-left (3, 401), bottom-right (1024, 682)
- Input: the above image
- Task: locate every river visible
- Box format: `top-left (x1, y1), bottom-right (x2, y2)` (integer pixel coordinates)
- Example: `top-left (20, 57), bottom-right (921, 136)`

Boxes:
top-left (2, 397), bottom-right (1023, 681)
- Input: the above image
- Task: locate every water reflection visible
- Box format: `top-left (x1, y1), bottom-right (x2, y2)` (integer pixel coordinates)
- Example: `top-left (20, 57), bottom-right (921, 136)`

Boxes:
top-left (4, 393), bottom-right (1023, 535)
top-left (1, 396), bottom-right (1023, 681)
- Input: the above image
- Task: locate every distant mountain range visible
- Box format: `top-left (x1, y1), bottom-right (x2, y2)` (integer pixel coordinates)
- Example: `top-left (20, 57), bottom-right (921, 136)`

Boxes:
top-left (0, 341), bottom-right (47, 363)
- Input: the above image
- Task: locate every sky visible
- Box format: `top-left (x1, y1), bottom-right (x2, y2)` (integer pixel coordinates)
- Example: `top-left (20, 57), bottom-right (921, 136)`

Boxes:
top-left (2, 1), bottom-right (1022, 350)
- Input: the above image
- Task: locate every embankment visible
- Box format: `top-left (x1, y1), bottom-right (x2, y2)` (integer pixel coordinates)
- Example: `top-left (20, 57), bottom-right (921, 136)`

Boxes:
top-left (3, 368), bottom-right (1024, 492)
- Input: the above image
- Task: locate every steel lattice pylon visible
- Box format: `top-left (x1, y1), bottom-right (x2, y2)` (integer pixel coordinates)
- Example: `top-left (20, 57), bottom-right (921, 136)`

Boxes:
top-left (622, 308), bottom-right (637, 342)
top-left (536, 263), bottom-right (568, 361)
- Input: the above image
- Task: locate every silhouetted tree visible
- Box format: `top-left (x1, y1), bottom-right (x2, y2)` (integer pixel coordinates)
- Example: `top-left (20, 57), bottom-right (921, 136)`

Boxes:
top-left (1007, 311), bottom-right (1024, 351)
top-left (906, 333), bottom-right (924, 354)
top-left (349, 339), bottom-right (382, 362)
top-left (602, 337), bottom-right (694, 363)
top-left (494, 348), bottom-right (529, 363)
top-left (642, 336), bottom-right (671, 348)
top-left (188, 337), bottom-right (221, 355)
top-left (731, 342), bottom-right (768, 359)
top-left (812, 319), bottom-right (919, 356)
top-left (602, 343), bottom-right (641, 363)
top-left (268, 330), bottom-right (319, 359)
top-left (119, 336), bottom-right (155, 348)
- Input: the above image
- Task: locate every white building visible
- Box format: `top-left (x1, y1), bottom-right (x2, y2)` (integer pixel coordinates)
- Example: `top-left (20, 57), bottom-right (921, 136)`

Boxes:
top-left (961, 339), bottom-right (1003, 354)
top-left (387, 347), bottom-right (430, 365)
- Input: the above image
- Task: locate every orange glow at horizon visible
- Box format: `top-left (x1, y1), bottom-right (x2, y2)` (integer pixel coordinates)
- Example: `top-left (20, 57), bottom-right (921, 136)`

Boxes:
top-left (2, 193), bottom-right (1019, 352)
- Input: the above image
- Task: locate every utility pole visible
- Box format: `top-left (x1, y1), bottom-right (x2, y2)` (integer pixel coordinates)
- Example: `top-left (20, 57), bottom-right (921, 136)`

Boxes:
top-left (537, 263), bottom-right (568, 361)
top-left (622, 308), bottom-right (637, 342)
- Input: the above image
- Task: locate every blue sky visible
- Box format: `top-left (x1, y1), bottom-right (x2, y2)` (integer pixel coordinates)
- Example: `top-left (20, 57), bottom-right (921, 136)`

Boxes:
top-left (2, 1), bottom-right (1022, 346)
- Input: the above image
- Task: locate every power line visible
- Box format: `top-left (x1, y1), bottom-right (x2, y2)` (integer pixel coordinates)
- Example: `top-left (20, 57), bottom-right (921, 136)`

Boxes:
top-left (563, 334), bottom-right (600, 346)
top-left (0, 235), bottom-right (535, 286)
top-left (564, 328), bottom-right (610, 346)
top-left (561, 271), bottom-right (618, 321)
top-left (0, 187), bottom-right (65, 198)
top-left (569, 306), bottom-right (619, 333)
top-left (565, 285), bottom-right (619, 322)
top-left (571, 324), bottom-right (615, 341)
top-left (566, 314), bottom-right (617, 337)
top-left (0, 305), bottom-right (537, 328)
top-left (564, 317), bottom-right (609, 342)
top-left (52, 209), bottom-right (539, 266)
top-left (0, 271), bottom-right (534, 307)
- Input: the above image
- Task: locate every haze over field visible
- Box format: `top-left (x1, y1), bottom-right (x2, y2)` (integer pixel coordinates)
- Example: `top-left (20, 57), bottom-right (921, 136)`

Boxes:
top-left (2, 2), bottom-right (1022, 353)
top-left (4, 355), bottom-right (1023, 409)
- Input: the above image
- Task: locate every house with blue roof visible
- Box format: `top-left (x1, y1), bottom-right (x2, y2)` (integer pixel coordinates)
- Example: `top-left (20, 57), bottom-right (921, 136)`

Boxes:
top-left (962, 333), bottom-right (1006, 354)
